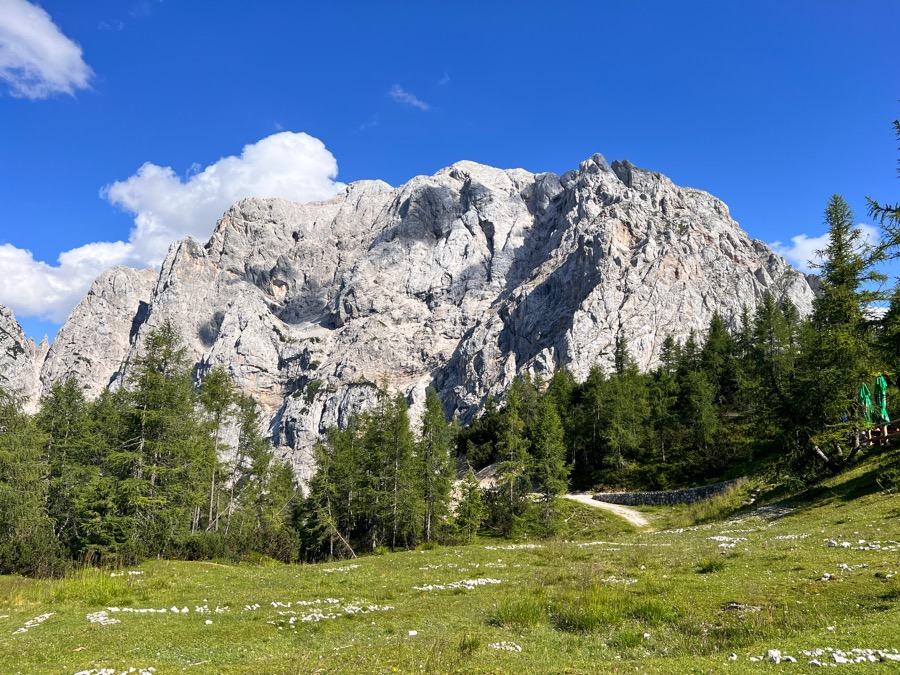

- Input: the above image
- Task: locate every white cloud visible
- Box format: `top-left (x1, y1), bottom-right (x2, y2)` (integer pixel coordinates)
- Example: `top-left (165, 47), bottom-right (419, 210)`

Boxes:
top-left (0, 0), bottom-right (93, 99)
top-left (438, 72), bottom-right (450, 85)
top-left (0, 132), bottom-right (345, 323)
top-left (770, 223), bottom-right (880, 273)
top-left (388, 84), bottom-right (429, 110)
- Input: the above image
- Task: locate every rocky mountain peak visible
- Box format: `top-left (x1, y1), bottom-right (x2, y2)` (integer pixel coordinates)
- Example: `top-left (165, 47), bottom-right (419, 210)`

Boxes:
top-left (1, 154), bottom-right (816, 480)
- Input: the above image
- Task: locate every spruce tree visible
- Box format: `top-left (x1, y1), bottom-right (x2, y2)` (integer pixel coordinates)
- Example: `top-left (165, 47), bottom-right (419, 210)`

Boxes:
top-left (0, 387), bottom-right (62, 576)
top-left (605, 340), bottom-right (649, 482)
top-left (36, 378), bottom-right (97, 558)
top-left (701, 313), bottom-right (739, 406)
top-left (571, 364), bottom-right (608, 486)
top-left (682, 370), bottom-right (718, 456)
top-left (649, 336), bottom-right (680, 466)
top-left (747, 293), bottom-right (799, 437)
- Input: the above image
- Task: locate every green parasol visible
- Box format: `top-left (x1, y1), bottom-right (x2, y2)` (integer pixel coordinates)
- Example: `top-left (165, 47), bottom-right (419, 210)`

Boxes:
top-left (874, 374), bottom-right (890, 424)
top-left (859, 383), bottom-right (873, 428)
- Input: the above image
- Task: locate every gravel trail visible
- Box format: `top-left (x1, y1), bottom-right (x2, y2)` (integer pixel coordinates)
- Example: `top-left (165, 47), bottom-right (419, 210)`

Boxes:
top-left (563, 493), bottom-right (651, 528)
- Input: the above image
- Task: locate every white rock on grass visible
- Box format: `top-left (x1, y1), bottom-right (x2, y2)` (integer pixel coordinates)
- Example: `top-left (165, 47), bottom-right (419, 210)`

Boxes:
top-left (488, 642), bottom-right (522, 653)
top-left (12, 612), bottom-right (54, 635)
top-left (73, 668), bottom-right (156, 675)
top-left (413, 578), bottom-right (502, 591)
top-left (86, 611), bottom-right (120, 626)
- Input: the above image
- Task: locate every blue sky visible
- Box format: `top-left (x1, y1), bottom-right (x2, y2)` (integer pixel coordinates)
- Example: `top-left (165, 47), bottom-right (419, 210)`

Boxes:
top-left (1, 0), bottom-right (898, 341)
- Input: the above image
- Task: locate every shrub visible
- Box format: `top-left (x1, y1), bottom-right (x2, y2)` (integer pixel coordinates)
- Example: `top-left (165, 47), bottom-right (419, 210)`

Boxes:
top-left (696, 556), bottom-right (726, 574)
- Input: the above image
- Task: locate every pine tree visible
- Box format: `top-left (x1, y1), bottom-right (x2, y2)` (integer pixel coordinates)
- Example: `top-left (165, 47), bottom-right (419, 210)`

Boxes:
top-left (879, 287), bottom-right (900, 373)
top-left (356, 382), bottom-right (421, 550)
top-left (77, 389), bottom-right (130, 561)
top-left (255, 460), bottom-right (301, 562)
top-left (614, 335), bottom-right (630, 376)
top-left (457, 395), bottom-right (502, 469)
top-left (328, 421), bottom-right (363, 550)
top-left (224, 395), bottom-right (268, 536)
top-left (547, 367), bottom-right (577, 452)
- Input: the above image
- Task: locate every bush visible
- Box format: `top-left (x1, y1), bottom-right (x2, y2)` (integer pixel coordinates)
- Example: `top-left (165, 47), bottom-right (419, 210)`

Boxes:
top-left (696, 556), bottom-right (726, 574)
top-left (0, 529), bottom-right (68, 578)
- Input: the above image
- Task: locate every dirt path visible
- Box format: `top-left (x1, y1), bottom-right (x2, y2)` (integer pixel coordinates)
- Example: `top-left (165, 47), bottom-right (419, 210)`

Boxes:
top-left (563, 493), bottom-right (651, 528)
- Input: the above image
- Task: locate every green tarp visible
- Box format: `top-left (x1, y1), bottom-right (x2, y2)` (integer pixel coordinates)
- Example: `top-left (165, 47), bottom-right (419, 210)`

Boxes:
top-left (859, 383), bottom-right (873, 428)
top-left (875, 374), bottom-right (891, 424)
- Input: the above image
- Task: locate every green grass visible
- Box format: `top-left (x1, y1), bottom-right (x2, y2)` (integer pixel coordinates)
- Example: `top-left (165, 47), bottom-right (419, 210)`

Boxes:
top-left (3, 455), bottom-right (900, 673)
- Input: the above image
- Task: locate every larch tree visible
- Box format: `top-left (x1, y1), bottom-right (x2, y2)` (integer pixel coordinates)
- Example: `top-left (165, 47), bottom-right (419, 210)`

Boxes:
top-left (797, 195), bottom-right (885, 461)
top-left (455, 468), bottom-right (485, 543)
top-left (418, 387), bottom-right (455, 543)
top-left (529, 394), bottom-right (569, 529)
top-left (198, 367), bottom-right (234, 532)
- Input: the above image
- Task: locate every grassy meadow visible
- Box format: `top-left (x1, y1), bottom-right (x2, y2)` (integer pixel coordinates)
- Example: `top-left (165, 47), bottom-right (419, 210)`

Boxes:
top-left (2, 454), bottom-right (900, 674)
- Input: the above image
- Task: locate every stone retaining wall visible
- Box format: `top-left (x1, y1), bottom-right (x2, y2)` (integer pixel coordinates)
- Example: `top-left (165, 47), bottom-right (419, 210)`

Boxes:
top-left (593, 478), bottom-right (745, 506)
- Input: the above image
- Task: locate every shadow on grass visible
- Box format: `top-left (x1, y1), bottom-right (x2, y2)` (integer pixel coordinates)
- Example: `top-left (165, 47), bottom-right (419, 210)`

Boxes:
top-left (755, 449), bottom-right (900, 523)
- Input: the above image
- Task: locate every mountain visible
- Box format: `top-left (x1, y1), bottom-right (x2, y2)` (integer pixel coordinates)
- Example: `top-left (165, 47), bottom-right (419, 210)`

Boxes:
top-left (1, 154), bottom-right (816, 479)
top-left (0, 306), bottom-right (47, 411)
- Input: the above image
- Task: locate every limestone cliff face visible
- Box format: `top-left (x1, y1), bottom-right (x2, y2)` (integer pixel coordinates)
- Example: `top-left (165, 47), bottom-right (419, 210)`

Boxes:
top-left (0, 306), bottom-right (46, 411)
top-left (40, 266), bottom-right (157, 400)
top-left (3, 154), bottom-right (816, 478)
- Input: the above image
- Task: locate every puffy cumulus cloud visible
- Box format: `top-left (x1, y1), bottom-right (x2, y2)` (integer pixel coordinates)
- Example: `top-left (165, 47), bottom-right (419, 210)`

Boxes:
top-left (103, 131), bottom-right (345, 267)
top-left (0, 0), bottom-right (93, 99)
top-left (0, 132), bottom-right (344, 323)
top-left (770, 233), bottom-right (828, 273)
top-left (0, 242), bottom-right (128, 323)
top-left (771, 223), bottom-right (880, 273)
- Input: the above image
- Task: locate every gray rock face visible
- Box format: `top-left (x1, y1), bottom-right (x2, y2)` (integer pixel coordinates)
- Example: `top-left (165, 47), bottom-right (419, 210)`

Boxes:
top-left (0, 305), bottom-right (47, 410)
top-left (40, 266), bottom-right (157, 400)
top-left (9, 154), bottom-right (817, 475)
